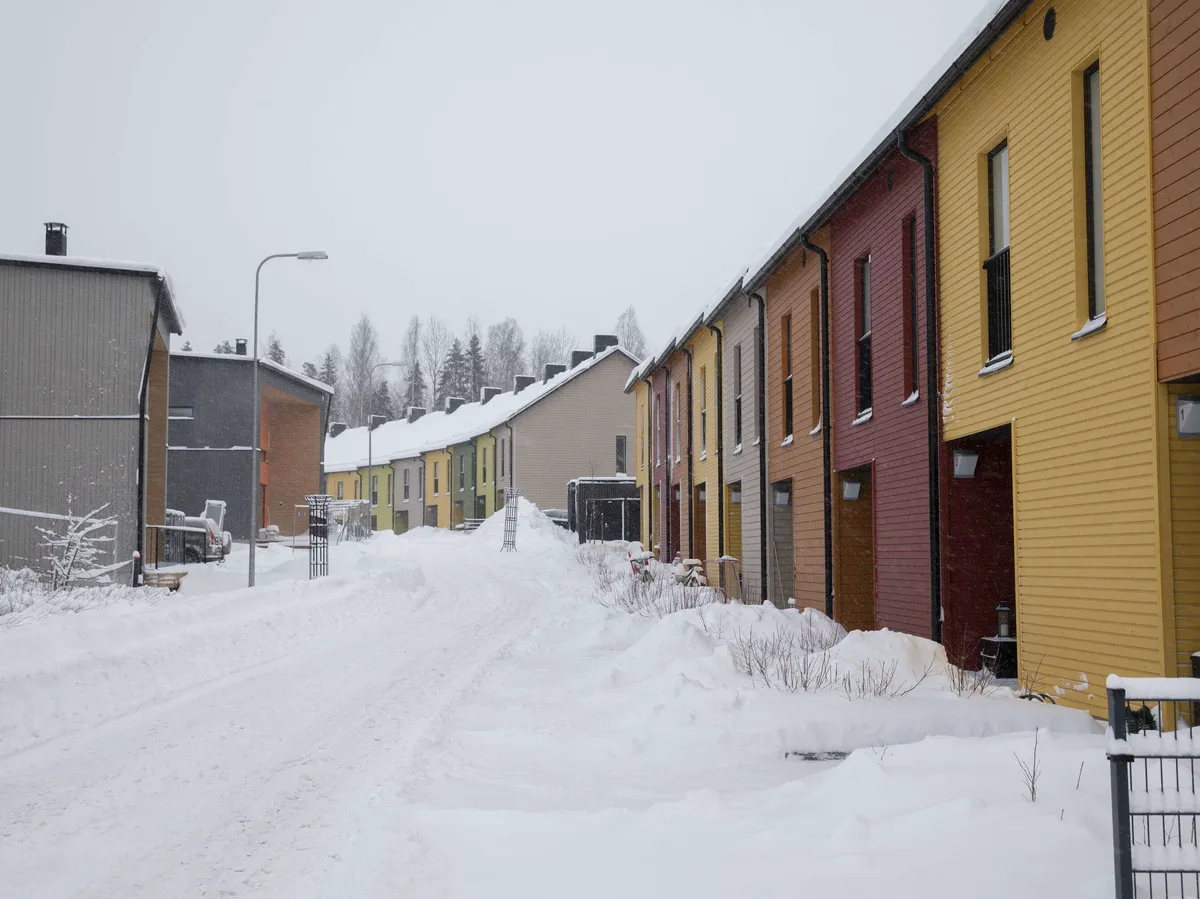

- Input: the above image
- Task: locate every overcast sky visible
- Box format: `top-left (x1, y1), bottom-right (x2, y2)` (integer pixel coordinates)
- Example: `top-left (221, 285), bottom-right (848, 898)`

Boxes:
top-left (1, 0), bottom-right (989, 366)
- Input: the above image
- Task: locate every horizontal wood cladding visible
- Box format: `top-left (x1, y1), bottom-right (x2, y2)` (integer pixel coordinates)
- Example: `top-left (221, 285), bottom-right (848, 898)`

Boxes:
top-left (664, 347), bottom-right (692, 560)
top-left (935, 0), bottom-right (1162, 710)
top-left (1152, 0), bottom-right (1200, 380)
top-left (687, 324), bottom-right (722, 565)
top-left (829, 123), bottom-right (935, 638)
top-left (721, 296), bottom-right (762, 587)
top-left (1169, 384), bottom-right (1200, 676)
top-left (766, 229), bottom-right (827, 612)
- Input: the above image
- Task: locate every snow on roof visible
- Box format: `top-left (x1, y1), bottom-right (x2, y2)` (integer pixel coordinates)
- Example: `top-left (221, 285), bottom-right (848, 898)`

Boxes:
top-left (324, 345), bottom-right (638, 472)
top-left (742, 0), bottom-right (1021, 291)
top-left (0, 251), bottom-right (186, 334)
top-left (169, 350), bottom-right (334, 395)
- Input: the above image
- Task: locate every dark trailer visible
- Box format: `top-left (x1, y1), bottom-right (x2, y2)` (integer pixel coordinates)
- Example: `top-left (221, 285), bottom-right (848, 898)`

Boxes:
top-left (568, 476), bottom-right (640, 544)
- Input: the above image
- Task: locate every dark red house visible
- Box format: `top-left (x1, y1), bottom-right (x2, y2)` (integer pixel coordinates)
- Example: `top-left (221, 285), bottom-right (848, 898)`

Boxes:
top-left (829, 121), bottom-right (937, 638)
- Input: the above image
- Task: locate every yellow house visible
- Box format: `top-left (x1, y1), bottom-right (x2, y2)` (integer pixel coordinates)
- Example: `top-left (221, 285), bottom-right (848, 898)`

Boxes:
top-left (324, 467), bottom-right (362, 503)
top-left (475, 432), bottom-right (499, 519)
top-left (360, 462), bottom-right (395, 532)
top-left (631, 377), bottom-right (653, 550)
top-left (685, 320), bottom-right (723, 570)
top-left (934, 0), bottom-right (1166, 711)
top-left (422, 448), bottom-right (452, 529)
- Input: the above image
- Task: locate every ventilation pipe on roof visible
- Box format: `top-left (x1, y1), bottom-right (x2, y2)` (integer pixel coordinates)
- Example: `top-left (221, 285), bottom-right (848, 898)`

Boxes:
top-left (44, 222), bottom-right (68, 256)
top-left (235, 339), bottom-right (248, 356)
top-left (570, 350), bottom-right (593, 369)
top-left (799, 233), bottom-right (833, 620)
top-left (593, 334), bottom-right (619, 354)
top-left (543, 363), bottom-right (566, 383)
top-left (513, 375), bottom-right (535, 393)
top-left (445, 396), bottom-right (465, 414)
top-left (481, 386), bottom-right (501, 404)
top-left (329, 421), bottom-right (348, 437)
top-left (897, 128), bottom-right (943, 643)
top-left (407, 406), bottom-right (426, 423)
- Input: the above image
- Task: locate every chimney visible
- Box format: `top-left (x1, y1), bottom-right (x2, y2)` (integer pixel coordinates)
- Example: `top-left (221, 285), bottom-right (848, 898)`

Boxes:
top-left (594, 334), bottom-right (619, 354)
top-left (513, 375), bottom-right (536, 394)
top-left (445, 396), bottom-right (465, 414)
top-left (407, 406), bottom-right (426, 423)
top-left (543, 363), bottom-right (566, 383)
top-left (570, 350), bottom-right (593, 369)
top-left (44, 222), bottom-right (68, 256)
top-left (328, 422), bottom-right (347, 438)
top-left (235, 338), bottom-right (248, 356)
top-left (481, 386), bottom-right (501, 404)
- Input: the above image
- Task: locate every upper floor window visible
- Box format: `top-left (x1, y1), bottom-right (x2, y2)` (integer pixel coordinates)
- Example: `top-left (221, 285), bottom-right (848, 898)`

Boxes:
top-left (354, 478), bottom-right (360, 500)
top-left (654, 395), bottom-right (661, 464)
top-left (337, 481), bottom-right (344, 500)
top-left (418, 465), bottom-right (424, 499)
top-left (387, 473), bottom-right (393, 506)
top-left (168, 406), bottom-right (194, 419)
top-left (616, 435), bottom-right (627, 474)
top-left (985, 141), bottom-right (1012, 361)
top-left (782, 314), bottom-right (794, 438)
top-left (371, 475), bottom-right (379, 506)
top-left (1084, 61), bottom-right (1105, 320)
top-left (809, 289), bottom-right (821, 429)
top-left (857, 256), bottom-right (873, 414)
top-left (434, 462), bottom-right (440, 495)
top-left (403, 468), bottom-right (410, 501)
top-left (459, 453), bottom-right (465, 490)
top-left (673, 383), bottom-right (682, 461)
top-left (903, 216), bottom-right (919, 397)
top-left (483, 447), bottom-right (488, 485)
top-left (699, 366), bottom-right (708, 455)
top-left (733, 344), bottom-right (743, 447)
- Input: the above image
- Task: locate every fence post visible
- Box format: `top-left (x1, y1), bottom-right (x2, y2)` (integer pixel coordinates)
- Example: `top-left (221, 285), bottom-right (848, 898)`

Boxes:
top-left (1108, 685), bottom-right (1134, 899)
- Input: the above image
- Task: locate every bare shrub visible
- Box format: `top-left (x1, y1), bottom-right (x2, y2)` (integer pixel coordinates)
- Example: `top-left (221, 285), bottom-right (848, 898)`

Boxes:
top-left (596, 565), bottom-right (716, 619)
top-left (839, 658), bottom-right (936, 700)
top-left (946, 663), bottom-right (996, 697)
top-left (1015, 729), bottom-right (1042, 802)
top-left (730, 624), bottom-right (841, 693)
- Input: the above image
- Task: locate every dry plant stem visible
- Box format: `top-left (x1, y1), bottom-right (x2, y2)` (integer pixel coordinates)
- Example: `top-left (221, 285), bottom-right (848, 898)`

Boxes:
top-left (1015, 729), bottom-right (1042, 802)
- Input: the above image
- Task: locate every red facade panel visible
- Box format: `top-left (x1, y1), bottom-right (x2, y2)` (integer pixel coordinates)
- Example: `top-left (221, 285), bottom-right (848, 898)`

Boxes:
top-left (829, 121), bottom-right (936, 638)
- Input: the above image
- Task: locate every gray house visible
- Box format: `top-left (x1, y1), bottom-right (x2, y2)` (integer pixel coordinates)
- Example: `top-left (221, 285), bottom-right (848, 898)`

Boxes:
top-left (0, 224), bottom-right (184, 577)
top-left (168, 348), bottom-right (332, 541)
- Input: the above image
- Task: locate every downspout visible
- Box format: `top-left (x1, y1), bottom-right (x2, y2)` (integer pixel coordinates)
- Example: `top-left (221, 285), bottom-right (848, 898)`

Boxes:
top-left (706, 324), bottom-right (725, 561)
top-left (749, 291), bottom-right (768, 605)
top-left (897, 129), bottom-right (943, 643)
top-left (681, 346), bottom-right (695, 560)
top-left (643, 376), bottom-right (655, 552)
top-left (134, 283), bottom-right (164, 583)
top-left (799, 233), bottom-right (834, 619)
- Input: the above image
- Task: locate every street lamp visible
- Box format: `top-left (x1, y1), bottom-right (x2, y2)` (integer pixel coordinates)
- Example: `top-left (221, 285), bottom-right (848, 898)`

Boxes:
top-left (249, 250), bottom-right (328, 587)
top-left (366, 361), bottom-right (405, 531)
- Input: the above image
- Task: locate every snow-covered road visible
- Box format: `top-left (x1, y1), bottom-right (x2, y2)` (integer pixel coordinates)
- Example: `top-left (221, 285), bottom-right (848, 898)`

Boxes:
top-left (0, 505), bottom-right (1112, 898)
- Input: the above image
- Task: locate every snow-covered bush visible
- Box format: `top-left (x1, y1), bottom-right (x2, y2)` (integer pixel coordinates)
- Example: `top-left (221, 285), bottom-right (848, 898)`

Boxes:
top-left (0, 566), bottom-right (168, 628)
top-left (35, 503), bottom-right (121, 589)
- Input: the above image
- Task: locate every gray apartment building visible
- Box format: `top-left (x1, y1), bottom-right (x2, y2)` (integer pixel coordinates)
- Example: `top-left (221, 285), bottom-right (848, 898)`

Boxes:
top-left (0, 224), bottom-right (184, 577)
top-left (168, 348), bottom-right (331, 541)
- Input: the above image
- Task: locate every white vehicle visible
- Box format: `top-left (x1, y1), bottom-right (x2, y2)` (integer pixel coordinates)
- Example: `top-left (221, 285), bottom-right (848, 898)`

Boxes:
top-left (183, 500), bottom-right (233, 563)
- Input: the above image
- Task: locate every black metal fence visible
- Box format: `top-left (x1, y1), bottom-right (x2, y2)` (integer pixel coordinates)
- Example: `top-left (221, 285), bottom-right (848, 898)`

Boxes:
top-left (145, 524), bottom-right (211, 568)
top-left (984, 246), bottom-right (1012, 360)
top-left (1108, 680), bottom-right (1200, 898)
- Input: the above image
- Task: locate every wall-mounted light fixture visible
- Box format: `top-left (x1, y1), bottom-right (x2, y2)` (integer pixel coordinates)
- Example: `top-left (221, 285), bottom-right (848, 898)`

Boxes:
top-left (1178, 396), bottom-right (1200, 437)
top-left (953, 450), bottom-right (979, 478)
top-left (842, 479), bottom-right (862, 501)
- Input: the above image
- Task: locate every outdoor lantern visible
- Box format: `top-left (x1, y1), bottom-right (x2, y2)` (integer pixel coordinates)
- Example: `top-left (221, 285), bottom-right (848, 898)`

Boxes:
top-left (842, 479), bottom-right (862, 501)
top-left (997, 603), bottom-right (1014, 639)
top-left (953, 449), bottom-right (979, 478)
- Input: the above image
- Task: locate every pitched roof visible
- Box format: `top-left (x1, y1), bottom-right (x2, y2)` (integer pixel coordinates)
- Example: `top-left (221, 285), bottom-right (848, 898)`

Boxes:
top-left (0, 252), bottom-right (186, 335)
top-left (324, 344), bottom-right (638, 472)
top-left (169, 350), bottom-right (335, 395)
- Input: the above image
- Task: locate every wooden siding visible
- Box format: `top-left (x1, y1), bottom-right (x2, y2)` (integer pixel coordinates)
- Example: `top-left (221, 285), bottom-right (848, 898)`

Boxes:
top-left (423, 449), bottom-right (452, 528)
top-left (475, 433), bottom-right (498, 519)
top-left (509, 352), bottom-right (636, 512)
top-left (935, 0), bottom-right (1162, 707)
top-left (1169, 385), bottom-right (1200, 675)
top-left (721, 292), bottom-right (763, 593)
top-left (829, 123), bottom-right (936, 637)
top-left (766, 229), bottom-right (828, 612)
top-left (1153, 0), bottom-right (1200, 380)
top-left (687, 324), bottom-right (722, 566)
top-left (633, 381), bottom-right (653, 548)
top-left (390, 457), bottom-right (422, 532)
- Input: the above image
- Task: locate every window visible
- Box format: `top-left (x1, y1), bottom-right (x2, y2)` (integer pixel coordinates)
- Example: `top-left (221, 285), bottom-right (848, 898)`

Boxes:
top-left (500, 439), bottom-right (506, 478)
top-left (654, 395), bottom-right (661, 464)
top-left (387, 473), bottom-right (393, 506)
top-left (1084, 62), bottom-right (1104, 320)
top-left (902, 216), bottom-right (919, 397)
top-left (403, 468), bottom-right (410, 501)
top-left (371, 475), bottom-right (378, 506)
top-left (809, 289), bottom-right (821, 428)
top-left (337, 481), bottom-right (344, 500)
top-left (782, 314), bottom-right (794, 438)
top-left (985, 141), bottom-right (1012, 360)
top-left (459, 454), bottom-right (465, 490)
top-left (699, 366), bottom-right (707, 456)
top-left (483, 447), bottom-right (488, 485)
top-left (673, 383), bottom-right (682, 461)
top-left (616, 435), bottom-right (627, 474)
top-left (434, 462), bottom-right (440, 495)
top-left (418, 465), bottom-right (424, 499)
top-left (639, 408), bottom-right (646, 469)
top-left (857, 256), bottom-right (873, 413)
top-left (354, 478), bottom-right (360, 500)
top-left (168, 406), bottom-right (194, 419)
top-left (733, 344), bottom-right (743, 447)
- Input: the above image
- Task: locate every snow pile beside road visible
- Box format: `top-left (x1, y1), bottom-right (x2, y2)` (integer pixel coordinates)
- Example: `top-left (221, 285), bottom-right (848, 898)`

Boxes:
top-left (0, 566), bottom-right (170, 629)
top-left (472, 498), bottom-right (576, 551)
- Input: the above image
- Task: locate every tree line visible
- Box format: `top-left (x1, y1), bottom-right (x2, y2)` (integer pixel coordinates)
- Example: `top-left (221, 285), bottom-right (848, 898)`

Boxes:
top-left (198, 308), bottom-right (647, 428)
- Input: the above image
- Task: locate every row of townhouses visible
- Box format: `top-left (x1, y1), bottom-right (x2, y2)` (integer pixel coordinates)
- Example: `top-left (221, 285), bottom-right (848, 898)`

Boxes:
top-left (322, 339), bottom-right (637, 531)
top-left (629, 0), bottom-right (1200, 714)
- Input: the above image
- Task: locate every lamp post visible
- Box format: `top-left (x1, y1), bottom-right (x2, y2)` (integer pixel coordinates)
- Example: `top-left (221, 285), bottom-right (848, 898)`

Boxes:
top-left (366, 361), bottom-right (405, 531)
top-left (249, 250), bottom-right (328, 587)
